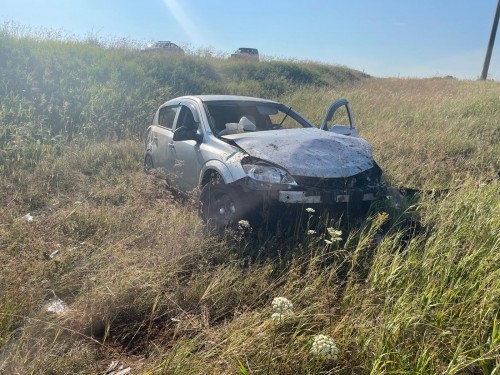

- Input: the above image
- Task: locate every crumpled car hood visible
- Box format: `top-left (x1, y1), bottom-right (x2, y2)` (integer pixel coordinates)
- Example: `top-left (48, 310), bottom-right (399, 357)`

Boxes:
top-left (223, 128), bottom-right (374, 178)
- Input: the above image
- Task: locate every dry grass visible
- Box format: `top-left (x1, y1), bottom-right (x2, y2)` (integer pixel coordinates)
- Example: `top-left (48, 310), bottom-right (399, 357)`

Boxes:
top-left (0, 32), bottom-right (499, 373)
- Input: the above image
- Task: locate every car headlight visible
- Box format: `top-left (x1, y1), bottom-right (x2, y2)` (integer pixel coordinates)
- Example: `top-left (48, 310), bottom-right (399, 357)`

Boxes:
top-left (242, 162), bottom-right (296, 185)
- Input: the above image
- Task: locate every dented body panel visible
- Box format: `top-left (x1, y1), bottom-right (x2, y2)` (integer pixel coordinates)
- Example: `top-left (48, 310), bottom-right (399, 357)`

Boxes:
top-left (222, 128), bottom-right (373, 178)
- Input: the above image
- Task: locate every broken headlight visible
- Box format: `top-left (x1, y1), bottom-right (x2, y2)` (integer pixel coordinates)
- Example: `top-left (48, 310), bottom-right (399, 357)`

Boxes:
top-left (242, 161), bottom-right (297, 185)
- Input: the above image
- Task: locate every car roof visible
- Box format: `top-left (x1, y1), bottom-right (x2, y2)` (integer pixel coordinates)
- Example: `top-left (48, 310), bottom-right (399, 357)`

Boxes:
top-left (155, 41), bottom-right (179, 46)
top-left (157, 95), bottom-right (281, 112)
top-left (168, 95), bottom-right (278, 104)
top-left (237, 47), bottom-right (258, 52)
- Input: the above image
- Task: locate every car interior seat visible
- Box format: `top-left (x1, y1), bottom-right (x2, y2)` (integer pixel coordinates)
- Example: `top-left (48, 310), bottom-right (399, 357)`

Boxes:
top-left (219, 116), bottom-right (256, 135)
top-left (238, 116), bottom-right (256, 132)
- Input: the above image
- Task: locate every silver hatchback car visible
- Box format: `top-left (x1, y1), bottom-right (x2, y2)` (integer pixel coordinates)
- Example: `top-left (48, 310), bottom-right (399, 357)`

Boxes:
top-left (144, 95), bottom-right (386, 228)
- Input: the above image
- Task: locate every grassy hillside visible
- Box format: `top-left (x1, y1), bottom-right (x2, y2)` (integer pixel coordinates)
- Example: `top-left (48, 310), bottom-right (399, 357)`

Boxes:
top-left (0, 32), bottom-right (499, 374)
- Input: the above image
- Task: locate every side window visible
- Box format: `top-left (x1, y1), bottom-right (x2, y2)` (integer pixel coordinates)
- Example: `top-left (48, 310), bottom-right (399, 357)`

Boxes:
top-left (176, 105), bottom-right (197, 131)
top-left (175, 104), bottom-right (203, 135)
top-left (158, 105), bottom-right (179, 129)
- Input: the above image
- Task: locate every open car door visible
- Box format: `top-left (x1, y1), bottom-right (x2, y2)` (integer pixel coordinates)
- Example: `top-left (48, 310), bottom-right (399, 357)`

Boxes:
top-left (320, 99), bottom-right (358, 137)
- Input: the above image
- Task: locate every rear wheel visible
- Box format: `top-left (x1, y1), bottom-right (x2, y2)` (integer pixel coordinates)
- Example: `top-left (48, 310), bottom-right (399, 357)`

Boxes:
top-left (144, 154), bottom-right (153, 174)
top-left (200, 181), bottom-right (246, 231)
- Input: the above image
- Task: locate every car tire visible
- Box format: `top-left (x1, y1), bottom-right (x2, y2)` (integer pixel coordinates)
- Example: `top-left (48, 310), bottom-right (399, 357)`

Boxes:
top-left (144, 154), bottom-right (153, 174)
top-left (199, 180), bottom-right (246, 231)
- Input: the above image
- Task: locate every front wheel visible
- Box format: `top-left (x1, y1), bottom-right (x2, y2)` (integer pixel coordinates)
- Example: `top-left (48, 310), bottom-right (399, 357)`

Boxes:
top-left (199, 182), bottom-right (246, 231)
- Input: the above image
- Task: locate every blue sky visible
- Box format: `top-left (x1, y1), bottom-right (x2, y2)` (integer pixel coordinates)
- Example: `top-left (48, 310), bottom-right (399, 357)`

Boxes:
top-left (1, 0), bottom-right (499, 79)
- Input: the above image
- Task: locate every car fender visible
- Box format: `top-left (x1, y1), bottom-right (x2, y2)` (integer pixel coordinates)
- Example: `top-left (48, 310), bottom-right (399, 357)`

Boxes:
top-left (200, 160), bottom-right (236, 186)
top-left (199, 147), bottom-right (249, 186)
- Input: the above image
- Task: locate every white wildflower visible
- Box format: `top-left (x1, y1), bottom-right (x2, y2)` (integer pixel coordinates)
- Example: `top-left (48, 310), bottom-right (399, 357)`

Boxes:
top-left (271, 297), bottom-right (293, 324)
top-left (305, 207), bottom-right (315, 213)
top-left (324, 239), bottom-right (333, 245)
top-left (307, 229), bottom-right (316, 235)
top-left (310, 334), bottom-right (338, 361)
top-left (272, 297), bottom-right (293, 314)
top-left (327, 228), bottom-right (342, 242)
top-left (238, 219), bottom-right (251, 228)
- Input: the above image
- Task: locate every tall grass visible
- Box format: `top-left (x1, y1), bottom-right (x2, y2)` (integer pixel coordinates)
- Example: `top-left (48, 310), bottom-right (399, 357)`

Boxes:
top-left (0, 28), bottom-right (498, 374)
top-left (339, 181), bottom-right (499, 373)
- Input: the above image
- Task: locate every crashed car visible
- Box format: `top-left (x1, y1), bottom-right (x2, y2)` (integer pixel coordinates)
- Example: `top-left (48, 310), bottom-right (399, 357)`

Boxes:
top-left (144, 95), bottom-right (386, 228)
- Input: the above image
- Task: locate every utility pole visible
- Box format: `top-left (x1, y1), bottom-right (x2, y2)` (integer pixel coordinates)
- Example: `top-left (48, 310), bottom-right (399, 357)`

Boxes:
top-left (481, 0), bottom-right (500, 80)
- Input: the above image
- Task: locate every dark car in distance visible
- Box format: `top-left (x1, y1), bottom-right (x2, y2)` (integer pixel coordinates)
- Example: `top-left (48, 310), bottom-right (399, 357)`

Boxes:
top-left (230, 47), bottom-right (259, 61)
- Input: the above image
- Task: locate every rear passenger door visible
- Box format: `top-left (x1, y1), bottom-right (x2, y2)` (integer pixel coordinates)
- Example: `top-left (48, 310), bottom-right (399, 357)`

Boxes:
top-left (151, 104), bottom-right (179, 179)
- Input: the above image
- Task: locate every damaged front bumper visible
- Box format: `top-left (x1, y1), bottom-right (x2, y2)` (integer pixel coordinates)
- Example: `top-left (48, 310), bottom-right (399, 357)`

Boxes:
top-left (277, 188), bottom-right (384, 204)
top-left (237, 176), bottom-right (387, 206)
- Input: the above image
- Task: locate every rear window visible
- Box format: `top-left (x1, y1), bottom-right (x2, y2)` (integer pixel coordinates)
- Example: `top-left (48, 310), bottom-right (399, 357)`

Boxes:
top-left (239, 48), bottom-right (257, 54)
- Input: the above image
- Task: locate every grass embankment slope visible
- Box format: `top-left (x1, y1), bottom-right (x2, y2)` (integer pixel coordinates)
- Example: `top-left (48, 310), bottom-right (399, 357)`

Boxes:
top-left (0, 32), bottom-right (499, 374)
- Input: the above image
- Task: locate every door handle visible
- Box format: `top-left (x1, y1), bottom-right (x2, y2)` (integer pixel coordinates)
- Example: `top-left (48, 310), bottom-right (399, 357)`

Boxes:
top-left (153, 136), bottom-right (158, 141)
top-left (168, 143), bottom-right (175, 149)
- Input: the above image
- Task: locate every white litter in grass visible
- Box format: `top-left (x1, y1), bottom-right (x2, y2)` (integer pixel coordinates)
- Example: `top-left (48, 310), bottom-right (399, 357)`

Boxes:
top-left (106, 361), bottom-right (132, 375)
top-left (107, 361), bottom-right (119, 372)
top-left (115, 368), bottom-right (132, 375)
top-left (49, 250), bottom-right (59, 258)
top-left (46, 296), bottom-right (67, 314)
top-left (109, 367), bottom-right (131, 375)
top-left (23, 213), bottom-right (34, 222)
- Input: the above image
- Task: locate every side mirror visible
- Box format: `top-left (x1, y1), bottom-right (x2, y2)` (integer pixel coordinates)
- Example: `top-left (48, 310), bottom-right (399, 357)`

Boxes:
top-left (194, 129), bottom-right (203, 143)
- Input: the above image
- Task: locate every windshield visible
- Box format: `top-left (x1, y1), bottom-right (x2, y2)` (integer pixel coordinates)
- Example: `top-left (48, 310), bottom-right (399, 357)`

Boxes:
top-left (204, 100), bottom-right (314, 136)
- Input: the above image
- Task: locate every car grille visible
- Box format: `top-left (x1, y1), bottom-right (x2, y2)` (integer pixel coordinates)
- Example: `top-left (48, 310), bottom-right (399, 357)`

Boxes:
top-left (293, 168), bottom-right (381, 190)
